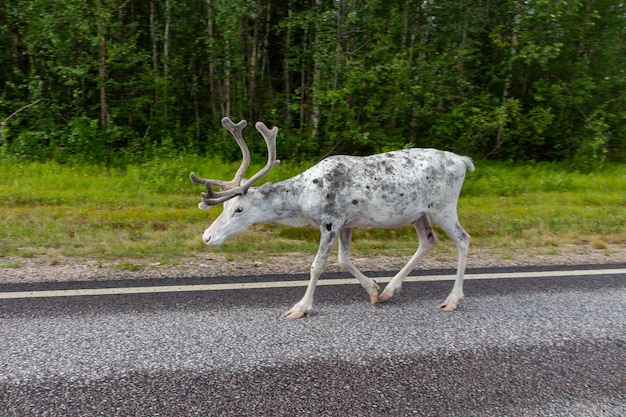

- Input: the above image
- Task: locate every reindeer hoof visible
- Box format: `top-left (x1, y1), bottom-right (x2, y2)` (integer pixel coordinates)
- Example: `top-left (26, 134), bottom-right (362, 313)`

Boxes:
top-left (379, 285), bottom-right (402, 303)
top-left (439, 294), bottom-right (463, 311)
top-left (379, 292), bottom-right (392, 302)
top-left (285, 310), bottom-right (304, 319)
top-left (439, 302), bottom-right (457, 312)
top-left (285, 308), bottom-right (313, 319)
top-left (369, 281), bottom-right (380, 305)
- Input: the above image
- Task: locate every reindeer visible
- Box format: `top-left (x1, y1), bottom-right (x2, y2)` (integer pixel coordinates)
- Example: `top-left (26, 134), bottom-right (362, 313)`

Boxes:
top-left (191, 117), bottom-right (474, 318)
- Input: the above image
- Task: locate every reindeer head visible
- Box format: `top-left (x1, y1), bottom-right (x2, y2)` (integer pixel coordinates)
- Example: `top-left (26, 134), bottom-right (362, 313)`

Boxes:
top-left (190, 117), bottom-right (281, 246)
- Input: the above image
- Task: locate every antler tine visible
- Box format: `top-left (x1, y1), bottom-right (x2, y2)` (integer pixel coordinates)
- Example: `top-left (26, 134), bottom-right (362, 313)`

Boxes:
top-left (188, 117), bottom-right (250, 208)
top-left (220, 117), bottom-right (250, 190)
top-left (190, 119), bottom-right (281, 208)
top-left (189, 172), bottom-right (219, 199)
top-left (237, 122), bottom-right (281, 193)
top-left (189, 118), bottom-right (250, 191)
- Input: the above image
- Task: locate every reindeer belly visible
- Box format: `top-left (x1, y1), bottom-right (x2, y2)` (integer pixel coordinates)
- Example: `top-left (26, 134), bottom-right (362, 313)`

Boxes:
top-left (344, 210), bottom-right (423, 229)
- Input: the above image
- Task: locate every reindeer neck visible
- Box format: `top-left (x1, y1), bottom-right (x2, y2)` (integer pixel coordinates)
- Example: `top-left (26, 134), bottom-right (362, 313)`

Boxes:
top-left (253, 177), bottom-right (310, 227)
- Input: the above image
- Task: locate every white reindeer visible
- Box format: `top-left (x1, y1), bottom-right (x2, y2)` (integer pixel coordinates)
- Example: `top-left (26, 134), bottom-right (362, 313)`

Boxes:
top-left (191, 117), bottom-right (474, 318)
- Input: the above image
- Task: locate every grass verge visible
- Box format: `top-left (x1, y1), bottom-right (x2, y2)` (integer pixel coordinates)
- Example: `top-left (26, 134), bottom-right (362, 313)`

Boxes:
top-left (1, 158), bottom-right (624, 269)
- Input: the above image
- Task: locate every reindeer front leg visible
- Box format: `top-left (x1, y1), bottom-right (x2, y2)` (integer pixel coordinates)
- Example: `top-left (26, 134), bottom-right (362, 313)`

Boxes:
top-left (380, 215), bottom-right (437, 302)
top-left (338, 228), bottom-right (380, 304)
top-left (285, 226), bottom-right (337, 319)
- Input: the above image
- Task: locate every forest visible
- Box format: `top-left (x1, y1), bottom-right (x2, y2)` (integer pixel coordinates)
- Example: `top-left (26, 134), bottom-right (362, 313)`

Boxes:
top-left (1, 0), bottom-right (625, 167)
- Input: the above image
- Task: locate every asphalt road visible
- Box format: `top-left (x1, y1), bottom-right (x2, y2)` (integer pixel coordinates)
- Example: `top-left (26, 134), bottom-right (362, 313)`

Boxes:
top-left (1, 264), bottom-right (625, 416)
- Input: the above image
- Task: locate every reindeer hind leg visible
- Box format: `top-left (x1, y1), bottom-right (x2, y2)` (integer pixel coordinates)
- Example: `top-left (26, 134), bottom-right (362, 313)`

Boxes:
top-left (430, 211), bottom-right (470, 311)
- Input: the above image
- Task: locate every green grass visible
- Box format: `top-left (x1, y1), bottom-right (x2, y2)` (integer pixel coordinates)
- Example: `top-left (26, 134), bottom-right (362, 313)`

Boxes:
top-left (1, 157), bottom-right (624, 268)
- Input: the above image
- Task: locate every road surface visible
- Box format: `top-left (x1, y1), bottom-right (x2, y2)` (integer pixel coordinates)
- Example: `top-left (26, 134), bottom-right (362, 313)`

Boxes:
top-left (1, 264), bottom-right (625, 416)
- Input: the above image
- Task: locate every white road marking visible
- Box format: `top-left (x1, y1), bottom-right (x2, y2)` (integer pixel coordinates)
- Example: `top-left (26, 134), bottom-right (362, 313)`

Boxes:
top-left (0, 268), bottom-right (624, 300)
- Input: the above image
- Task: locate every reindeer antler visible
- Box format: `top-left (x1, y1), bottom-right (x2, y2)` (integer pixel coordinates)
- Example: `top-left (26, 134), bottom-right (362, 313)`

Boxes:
top-left (190, 117), bottom-right (281, 208)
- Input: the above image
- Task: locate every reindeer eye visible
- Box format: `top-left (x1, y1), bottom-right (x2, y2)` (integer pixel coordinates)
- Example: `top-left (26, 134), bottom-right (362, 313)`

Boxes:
top-left (234, 207), bottom-right (244, 214)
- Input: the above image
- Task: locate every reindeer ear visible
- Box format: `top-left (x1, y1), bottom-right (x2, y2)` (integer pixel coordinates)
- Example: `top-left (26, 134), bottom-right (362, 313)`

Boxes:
top-left (198, 202), bottom-right (210, 210)
top-left (259, 182), bottom-right (273, 191)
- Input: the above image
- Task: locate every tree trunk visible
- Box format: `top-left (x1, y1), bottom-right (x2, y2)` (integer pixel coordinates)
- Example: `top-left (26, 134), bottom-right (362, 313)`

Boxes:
top-left (418, 0), bottom-right (435, 64)
top-left (493, 3), bottom-right (521, 156)
top-left (326, 0), bottom-right (347, 140)
top-left (223, 38), bottom-right (231, 117)
top-left (310, 0), bottom-right (321, 139)
top-left (262, 2), bottom-right (271, 83)
top-left (163, 0), bottom-right (170, 119)
top-left (249, 2), bottom-right (260, 121)
top-left (283, 1), bottom-right (292, 123)
top-left (96, 0), bottom-right (110, 129)
top-left (206, 0), bottom-right (218, 116)
top-left (149, 0), bottom-right (158, 135)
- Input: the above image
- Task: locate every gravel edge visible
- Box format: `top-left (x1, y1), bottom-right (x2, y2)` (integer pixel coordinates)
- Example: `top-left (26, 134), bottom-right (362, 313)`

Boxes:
top-left (1, 243), bottom-right (625, 284)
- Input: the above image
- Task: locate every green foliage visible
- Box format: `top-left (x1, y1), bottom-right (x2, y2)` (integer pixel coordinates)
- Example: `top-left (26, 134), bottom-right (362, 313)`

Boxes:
top-left (0, 0), bottom-right (624, 166)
